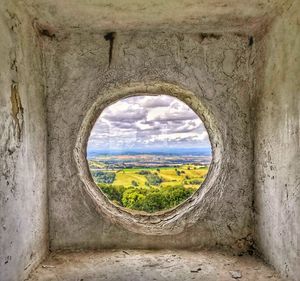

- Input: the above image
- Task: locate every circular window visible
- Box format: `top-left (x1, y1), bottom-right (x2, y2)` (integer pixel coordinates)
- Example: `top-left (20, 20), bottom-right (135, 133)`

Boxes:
top-left (74, 82), bottom-right (223, 235)
top-left (87, 95), bottom-right (212, 214)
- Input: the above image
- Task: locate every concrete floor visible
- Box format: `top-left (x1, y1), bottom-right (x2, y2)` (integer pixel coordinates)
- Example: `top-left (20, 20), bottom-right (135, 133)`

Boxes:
top-left (27, 250), bottom-right (284, 281)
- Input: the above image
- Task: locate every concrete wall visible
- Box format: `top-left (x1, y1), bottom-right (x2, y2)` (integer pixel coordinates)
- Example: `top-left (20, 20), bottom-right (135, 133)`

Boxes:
top-left (45, 31), bottom-right (255, 251)
top-left (254, 2), bottom-right (300, 280)
top-left (1, 1), bottom-right (299, 280)
top-left (0, 3), bottom-right (48, 281)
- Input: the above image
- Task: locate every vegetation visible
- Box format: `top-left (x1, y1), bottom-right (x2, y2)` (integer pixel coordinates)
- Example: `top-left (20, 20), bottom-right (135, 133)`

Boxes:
top-left (145, 172), bottom-right (163, 186)
top-left (111, 165), bottom-right (208, 189)
top-left (91, 170), bottom-right (116, 184)
top-left (131, 180), bottom-right (139, 187)
top-left (89, 163), bottom-right (209, 213)
top-left (98, 183), bottom-right (195, 213)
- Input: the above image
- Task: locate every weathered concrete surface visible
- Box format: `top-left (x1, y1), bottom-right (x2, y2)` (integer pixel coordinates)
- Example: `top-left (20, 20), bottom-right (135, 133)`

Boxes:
top-left (74, 82), bottom-right (224, 236)
top-left (23, 0), bottom-right (289, 34)
top-left (27, 250), bottom-right (284, 281)
top-left (0, 2), bottom-right (48, 281)
top-left (45, 31), bottom-right (255, 251)
top-left (254, 1), bottom-right (300, 280)
top-left (0, 1), bottom-right (299, 281)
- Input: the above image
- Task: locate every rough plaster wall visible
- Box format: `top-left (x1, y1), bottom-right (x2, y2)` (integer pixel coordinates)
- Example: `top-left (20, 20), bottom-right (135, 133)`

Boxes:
top-left (0, 3), bottom-right (48, 281)
top-left (45, 31), bottom-right (255, 251)
top-left (254, 2), bottom-right (300, 281)
top-left (23, 0), bottom-right (286, 34)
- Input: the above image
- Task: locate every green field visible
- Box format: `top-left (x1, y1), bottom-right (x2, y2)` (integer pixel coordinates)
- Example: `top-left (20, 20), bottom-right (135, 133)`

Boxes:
top-left (89, 163), bottom-right (209, 213)
top-left (112, 165), bottom-right (208, 189)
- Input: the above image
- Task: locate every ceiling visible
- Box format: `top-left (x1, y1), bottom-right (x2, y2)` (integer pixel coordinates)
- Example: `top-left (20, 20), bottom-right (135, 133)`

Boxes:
top-left (22, 0), bottom-right (291, 34)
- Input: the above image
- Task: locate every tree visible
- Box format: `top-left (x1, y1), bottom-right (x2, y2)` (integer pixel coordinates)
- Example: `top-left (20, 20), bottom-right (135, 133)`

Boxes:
top-left (146, 173), bottom-right (163, 186)
top-left (131, 180), bottom-right (138, 187)
top-left (98, 182), bottom-right (197, 213)
top-left (122, 188), bottom-right (146, 210)
top-left (138, 170), bottom-right (151, 175)
top-left (190, 179), bottom-right (202, 185)
top-left (91, 171), bottom-right (116, 184)
top-left (98, 184), bottom-right (125, 204)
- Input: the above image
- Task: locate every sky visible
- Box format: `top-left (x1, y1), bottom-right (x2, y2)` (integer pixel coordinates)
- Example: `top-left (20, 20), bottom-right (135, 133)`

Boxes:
top-left (87, 95), bottom-right (211, 152)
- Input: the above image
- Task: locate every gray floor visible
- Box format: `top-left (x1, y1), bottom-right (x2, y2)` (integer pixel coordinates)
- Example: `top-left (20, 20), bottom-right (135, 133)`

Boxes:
top-left (27, 250), bottom-right (284, 281)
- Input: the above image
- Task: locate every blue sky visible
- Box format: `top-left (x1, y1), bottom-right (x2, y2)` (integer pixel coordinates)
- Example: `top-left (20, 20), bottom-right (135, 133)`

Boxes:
top-left (88, 95), bottom-right (211, 152)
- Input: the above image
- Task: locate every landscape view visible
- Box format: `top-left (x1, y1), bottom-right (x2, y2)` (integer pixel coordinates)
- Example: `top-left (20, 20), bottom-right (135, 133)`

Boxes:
top-left (87, 95), bottom-right (212, 213)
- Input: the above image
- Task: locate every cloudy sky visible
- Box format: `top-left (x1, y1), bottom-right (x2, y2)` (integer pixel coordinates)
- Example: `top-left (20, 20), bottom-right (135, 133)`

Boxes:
top-left (88, 95), bottom-right (211, 152)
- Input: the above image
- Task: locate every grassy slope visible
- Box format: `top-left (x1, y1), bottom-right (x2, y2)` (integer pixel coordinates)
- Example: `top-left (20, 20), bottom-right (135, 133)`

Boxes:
top-left (110, 165), bottom-right (208, 189)
top-left (88, 160), bottom-right (106, 169)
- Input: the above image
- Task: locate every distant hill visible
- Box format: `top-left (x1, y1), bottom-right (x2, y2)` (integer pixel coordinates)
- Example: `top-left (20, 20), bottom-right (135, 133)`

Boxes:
top-left (87, 147), bottom-right (212, 159)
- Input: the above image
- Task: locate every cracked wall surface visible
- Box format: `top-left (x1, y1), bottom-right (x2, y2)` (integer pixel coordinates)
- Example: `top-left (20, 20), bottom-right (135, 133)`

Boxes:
top-left (254, 2), bottom-right (300, 281)
top-left (45, 31), bottom-right (255, 251)
top-left (22, 0), bottom-right (287, 34)
top-left (0, 3), bottom-right (48, 281)
top-left (0, 1), bottom-right (299, 281)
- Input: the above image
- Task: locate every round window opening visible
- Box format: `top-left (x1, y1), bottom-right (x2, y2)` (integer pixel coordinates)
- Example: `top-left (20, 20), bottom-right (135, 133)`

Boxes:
top-left (87, 95), bottom-right (212, 214)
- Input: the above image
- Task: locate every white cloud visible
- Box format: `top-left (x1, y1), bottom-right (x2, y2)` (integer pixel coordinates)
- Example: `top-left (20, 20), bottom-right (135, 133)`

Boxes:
top-left (88, 95), bottom-right (211, 150)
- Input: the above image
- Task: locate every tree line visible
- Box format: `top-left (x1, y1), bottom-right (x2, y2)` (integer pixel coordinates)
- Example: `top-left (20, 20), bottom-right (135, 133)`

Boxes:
top-left (99, 183), bottom-right (195, 213)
